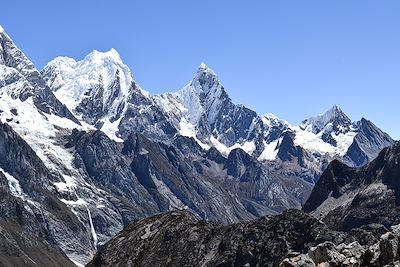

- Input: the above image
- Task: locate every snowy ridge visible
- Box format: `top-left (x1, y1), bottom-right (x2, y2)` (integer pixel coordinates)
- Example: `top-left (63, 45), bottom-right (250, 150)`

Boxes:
top-left (209, 136), bottom-right (256, 156)
top-left (154, 64), bottom-right (388, 164)
top-left (300, 105), bottom-right (352, 134)
top-left (293, 125), bottom-right (357, 156)
top-left (157, 62), bottom-right (222, 127)
top-left (155, 63), bottom-right (263, 155)
top-left (42, 48), bottom-right (172, 142)
top-left (262, 113), bottom-right (289, 128)
top-left (43, 48), bottom-right (134, 111)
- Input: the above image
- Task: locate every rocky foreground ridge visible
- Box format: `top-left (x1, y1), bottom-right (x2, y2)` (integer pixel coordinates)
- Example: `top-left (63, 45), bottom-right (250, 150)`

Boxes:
top-left (88, 209), bottom-right (400, 267)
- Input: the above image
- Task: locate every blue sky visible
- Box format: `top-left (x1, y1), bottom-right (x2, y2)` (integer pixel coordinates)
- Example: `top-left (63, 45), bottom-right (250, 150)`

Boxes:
top-left (2, 1), bottom-right (399, 138)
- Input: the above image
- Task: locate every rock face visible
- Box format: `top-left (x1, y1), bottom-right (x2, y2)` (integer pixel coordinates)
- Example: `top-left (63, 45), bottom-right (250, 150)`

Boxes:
top-left (86, 138), bottom-right (400, 266)
top-left (89, 208), bottom-right (400, 267)
top-left (68, 129), bottom-right (310, 224)
top-left (303, 142), bottom-right (400, 231)
top-left (0, 221), bottom-right (75, 267)
top-left (344, 118), bottom-right (394, 166)
top-left (87, 209), bottom-right (335, 267)
top-left (0, 122), bottom-right (84, 266)
top-left (0, 176), bottom-right (75, 267)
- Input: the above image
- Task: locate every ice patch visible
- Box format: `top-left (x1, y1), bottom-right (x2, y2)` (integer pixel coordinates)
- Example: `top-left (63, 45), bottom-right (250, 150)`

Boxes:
top-left (60, 198), bottom-right (87, 206)
top-left (209, 136), bottom-right (256, 156)
top-left (0, 167), bottom-right (23, 196)
top-left (67, 253), bottom-right (91, 267)
top-left (70, 260), bottom-right (85, 267)
top-left (54, 175), bottom-right (78, 192)
top-left (179, 118), bottom-right (210, 150)
top-left (292, 125), bottom-right (356, 156)
top-left (100, 117), bottom-right (124, 142)
top-left (179, 117), bottom-right (196, 137)
top-left (258, 139), bottom-right (280, 161)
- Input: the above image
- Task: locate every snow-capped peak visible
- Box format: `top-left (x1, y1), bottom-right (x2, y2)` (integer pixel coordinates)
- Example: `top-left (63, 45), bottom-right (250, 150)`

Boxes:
top-left (197, 62), bottom-right (216, 76)
top-left (172, 62), bottom-right (227, 126)
top-left (0, 25), bottom-right (4, 33)
top-left (41, 48), bottom-right (143, 133)
top-left (262, 113), bottom-right (289, 126)
top-left (84, 48), bottom-right (123, 65)
top-left (300, 105), bottom-right (352, 134)
top-left (42, 48), bottom-right (134, 110)
top-left (191, 62), bottom-right (220, 92)
top-left (324, 105), bottom-right (347, 120)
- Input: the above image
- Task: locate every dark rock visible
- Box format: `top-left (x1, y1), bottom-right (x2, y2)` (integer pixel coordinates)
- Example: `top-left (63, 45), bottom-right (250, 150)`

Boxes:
top-left (344, 118), bottom-right (394, 167)
top-left (304, 142), bottom-right (400, 231)
top-left (87, 209), bottom-right (334, 267)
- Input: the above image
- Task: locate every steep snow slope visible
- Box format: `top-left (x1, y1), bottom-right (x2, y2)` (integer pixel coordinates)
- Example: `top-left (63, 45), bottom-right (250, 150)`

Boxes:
top-left (155, 63), bottom-right (265, 156)
top-left (43, 51), bottom-right (176, 141)
top-left (42, 49), bottom-right (137, 119)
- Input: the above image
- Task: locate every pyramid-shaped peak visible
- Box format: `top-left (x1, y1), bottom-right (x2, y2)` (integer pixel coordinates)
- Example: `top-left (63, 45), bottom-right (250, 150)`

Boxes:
top-left (199, 62), bottom-right (208, 69)
top-left (329, 104), bottom-right (340, 112)
top-left (197, 62), bottom-right (216, 75)
top-left (192, 62), bottom-right (219, 86)
top-left (323, 105), bottom-right (352, 124)
top-left (187, 62), bottom-right (222, 95)
top-left (325, 104), bottom-right (346, 117)
top-left (301, 105), bottom-right (352, 134)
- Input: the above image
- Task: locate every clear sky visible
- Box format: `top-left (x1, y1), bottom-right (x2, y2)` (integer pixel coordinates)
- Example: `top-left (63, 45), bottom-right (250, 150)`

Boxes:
top-left (1, 1), bottom-right (399, 139)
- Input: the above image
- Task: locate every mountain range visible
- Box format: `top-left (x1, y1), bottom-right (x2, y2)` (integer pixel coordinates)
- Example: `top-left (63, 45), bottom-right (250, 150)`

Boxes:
top-left (88, 141), bottom-right (400, 266)
top-left (0, 25), bottom-right (396, 266)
